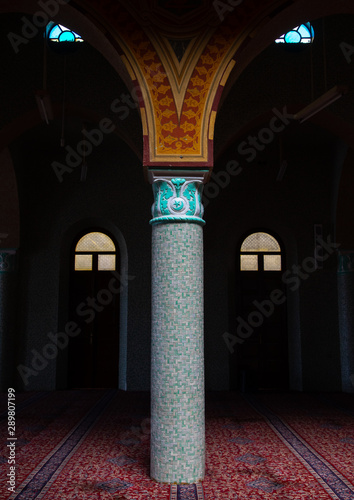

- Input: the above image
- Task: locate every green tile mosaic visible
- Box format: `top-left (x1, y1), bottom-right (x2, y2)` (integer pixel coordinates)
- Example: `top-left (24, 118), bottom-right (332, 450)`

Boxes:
top-left (151, 222), bottom-right (205, 484)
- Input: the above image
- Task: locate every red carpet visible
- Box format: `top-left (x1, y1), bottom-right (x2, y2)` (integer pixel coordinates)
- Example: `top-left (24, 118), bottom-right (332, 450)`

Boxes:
top-left (0, 390), bottom-right (353, 499)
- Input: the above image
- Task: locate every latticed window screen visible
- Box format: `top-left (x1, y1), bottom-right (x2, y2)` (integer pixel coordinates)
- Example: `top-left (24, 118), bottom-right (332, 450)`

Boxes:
top-left (240, 232), bottom-right (282, 271)
top-left (240, 255), bottom-right (258, 271)
top-left (241, 232), bottom-right (280, 252)
top-left (264, 254), bottom-right (282, 271)
top-left (98, 254), bottom-right (116, 271)
top-left (75, 232), bottom-right (116, 271)
top-left (75, 254), bottom-right (93, 271)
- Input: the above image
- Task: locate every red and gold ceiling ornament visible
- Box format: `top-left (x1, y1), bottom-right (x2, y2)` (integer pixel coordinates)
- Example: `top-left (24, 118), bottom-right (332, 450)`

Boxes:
top-left (81, 0), bottom-right (278, 168)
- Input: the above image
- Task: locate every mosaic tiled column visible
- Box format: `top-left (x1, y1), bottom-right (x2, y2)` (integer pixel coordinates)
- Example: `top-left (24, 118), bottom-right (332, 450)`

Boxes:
top-left (337, 251), bottom-right (354, 393)
top-left (150, 172), bottom-right (205, 484)
top-left (0, 250), bottom-right (18, 390)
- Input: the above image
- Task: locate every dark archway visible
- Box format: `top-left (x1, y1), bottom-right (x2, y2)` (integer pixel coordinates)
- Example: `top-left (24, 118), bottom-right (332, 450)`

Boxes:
top-left (230, 229), bottom-right (288, 391)
top-left (68, 228), bottom-right (120, 388)
top-left (57, 218), bottom-right (129, 391)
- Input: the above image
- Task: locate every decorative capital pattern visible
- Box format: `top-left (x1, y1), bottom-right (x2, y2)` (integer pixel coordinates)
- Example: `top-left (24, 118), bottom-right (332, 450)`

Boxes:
top-left (150, 177), bottom-right (205, 226)
top-left (338, 252), bottom-right (354, 274)
top-left (0, 250), bottom-right (17, 273)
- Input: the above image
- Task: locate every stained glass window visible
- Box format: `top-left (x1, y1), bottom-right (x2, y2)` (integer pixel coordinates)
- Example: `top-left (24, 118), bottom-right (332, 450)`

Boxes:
top-left (75, 232), bottom-right (116, 271)
top-left (240, 232), bottom-right (282, 272)
top-left (275, 23), bottom-right (314, 45)
top-left (47, 23), bottom-right (83, 43)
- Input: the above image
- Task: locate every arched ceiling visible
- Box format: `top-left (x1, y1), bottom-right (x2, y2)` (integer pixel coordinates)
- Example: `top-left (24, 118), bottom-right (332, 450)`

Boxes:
top-left (1, 0), bottom-right (354, 170)
top-left (73, 0), bottom-right (354, 168)
top-left (77, 0), bottom-right (287, 166)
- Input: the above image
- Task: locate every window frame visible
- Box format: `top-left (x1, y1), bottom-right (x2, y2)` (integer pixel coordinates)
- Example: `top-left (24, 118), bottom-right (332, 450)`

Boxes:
top-left (275, 22), bottom-right (315, 45)
top-left (73, 230), bottom-right (117, 272)
top-left (239, 230), bottom-right (283, 273)
top-left (46, 22), bottom-right (84, 44)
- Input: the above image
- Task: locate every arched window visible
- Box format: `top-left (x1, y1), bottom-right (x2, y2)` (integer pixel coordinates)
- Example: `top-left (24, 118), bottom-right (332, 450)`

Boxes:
top-left (69, 230), bottom-right (120, 389)
top-left (75, 232), bottom-right (116, 271)
top-left (240, 232), bottom-right (282, 271)
top-left (46, 22), bottom-right (84, 43)
top-left (46, 22), bottom-right (83, 54)
top-left (275, 22), bottom-right (314, 45)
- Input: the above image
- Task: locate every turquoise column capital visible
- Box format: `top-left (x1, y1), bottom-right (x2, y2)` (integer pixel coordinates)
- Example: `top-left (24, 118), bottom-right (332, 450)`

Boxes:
top-left (150, 174), bottom-right (205, 226)
top-left (338, 251), bottom-right (354, 274)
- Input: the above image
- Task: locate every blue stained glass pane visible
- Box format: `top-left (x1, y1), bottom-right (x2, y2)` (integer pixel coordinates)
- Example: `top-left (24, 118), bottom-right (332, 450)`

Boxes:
top-left (285, 31), bottom-right (301, 43)
top-left (49, 25), bottom-right (62, 40)
top-left (298, 24), bottom-right (311, 38)
top-left (59, 31), bottom-right (75, 42)
top-left (47, 23), bottom-right (83, 43)
top-left (275, 22), bottom-right (314, 45)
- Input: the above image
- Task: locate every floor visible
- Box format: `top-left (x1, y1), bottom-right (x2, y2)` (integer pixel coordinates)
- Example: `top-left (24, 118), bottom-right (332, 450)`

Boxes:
top-left (0, 390), bottom-right (353, 499)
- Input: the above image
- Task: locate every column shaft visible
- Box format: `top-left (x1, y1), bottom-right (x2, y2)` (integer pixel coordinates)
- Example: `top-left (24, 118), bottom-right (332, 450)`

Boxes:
top-left (150, 174), bottom-right (205, 483)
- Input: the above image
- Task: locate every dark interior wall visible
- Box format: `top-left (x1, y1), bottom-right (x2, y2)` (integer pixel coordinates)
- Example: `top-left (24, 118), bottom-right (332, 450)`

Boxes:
top-left (204, 13), bottom-right (353, 392)
top-left (12, 128), bottom-right (151, 391)
top-left (0, 269), bottom-right (18, 390)
top-left (0, 149), bottom-right (20, 249)
top-left (2, 13), bottom-right (151, 391)
top-left (337, 148), bottom-right (354, 249)
top-left (205, 119), bottom-right (342, 391)
top-left (3, 11), bottom-right (351, 392)
top-left (216, 14), bottom-right (354, 159)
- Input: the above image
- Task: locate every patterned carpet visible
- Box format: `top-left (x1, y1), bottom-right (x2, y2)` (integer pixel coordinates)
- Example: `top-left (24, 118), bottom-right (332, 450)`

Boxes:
top-left (0, 390), bottom-right (353, 499)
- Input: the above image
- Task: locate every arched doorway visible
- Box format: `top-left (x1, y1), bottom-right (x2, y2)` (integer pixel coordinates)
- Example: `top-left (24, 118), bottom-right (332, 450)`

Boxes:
top-left (68, 230), bottom-right (120, 388)
top-left (231, 231), bottom-right (288, 391)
